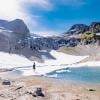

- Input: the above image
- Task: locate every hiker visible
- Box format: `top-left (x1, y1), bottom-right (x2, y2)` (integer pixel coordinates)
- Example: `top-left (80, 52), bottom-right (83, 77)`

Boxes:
top-left (33, 62), bottom-right (36, 71)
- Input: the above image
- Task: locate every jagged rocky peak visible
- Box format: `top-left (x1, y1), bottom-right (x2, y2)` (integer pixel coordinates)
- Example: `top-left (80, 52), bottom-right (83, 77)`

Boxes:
top-left (8, 19), bottom-right (30, 34)
top-left (0, 19), bottom-right (30, 34)
top-left (0, 19), bottom-right (31, 52)
top-left (90, 22), bottom-right (100, 33)
top-left (67, 24), bottom-right (89, 35)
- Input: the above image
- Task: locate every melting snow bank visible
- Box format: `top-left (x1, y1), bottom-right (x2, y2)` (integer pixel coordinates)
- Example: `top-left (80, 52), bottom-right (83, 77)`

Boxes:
top-left (0, 52), bottom-right (32, 69)
top-left (0, 50), bottom-right (93, 77)
top-left (22, 50), bottom-right (88, 76)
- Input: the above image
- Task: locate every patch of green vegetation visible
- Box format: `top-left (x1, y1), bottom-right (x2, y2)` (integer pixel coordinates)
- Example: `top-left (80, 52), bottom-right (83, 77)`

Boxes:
top-left (80, 31), bottom-right (95, 44)
top-left (59, 46), bottom-right (74, 52)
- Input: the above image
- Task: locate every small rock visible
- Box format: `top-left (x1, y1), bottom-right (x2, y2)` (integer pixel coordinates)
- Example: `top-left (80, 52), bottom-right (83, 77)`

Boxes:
top-left (88, 89), bottom-right (96, 91)
top-left (0, 94), bottom-right (5, 98)
top-left (25, 91), bottom-right (32, 95)
top-left (32, 88), bottom-right (45, 97)
top-left (15, 86), bottom-right (23, 91)
top-left (2, 79), bottom-right (11, 85)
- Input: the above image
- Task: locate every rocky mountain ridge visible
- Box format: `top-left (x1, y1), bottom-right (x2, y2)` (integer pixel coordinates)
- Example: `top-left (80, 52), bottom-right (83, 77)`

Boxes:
top-left (0, 19), bottom-right (100, 61)
top-left (64, 22), bottom-right (100, 35)
top-left (0, 19), bottom-right (30, 38)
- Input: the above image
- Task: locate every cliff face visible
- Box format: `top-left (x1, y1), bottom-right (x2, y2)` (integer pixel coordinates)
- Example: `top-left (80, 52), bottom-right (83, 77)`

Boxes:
top-left (66, 24), bottom-right (89, 35)
top-left (0, 19), bottom-right (30, 38)
top-left (90, 22), bottom-right (100, 33)
top-left (0, 19), bottom-right (30, 53)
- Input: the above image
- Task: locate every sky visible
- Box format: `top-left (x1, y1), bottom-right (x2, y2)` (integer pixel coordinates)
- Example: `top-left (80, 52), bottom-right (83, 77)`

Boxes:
top-left (0, 0), bottom-right (100, 36)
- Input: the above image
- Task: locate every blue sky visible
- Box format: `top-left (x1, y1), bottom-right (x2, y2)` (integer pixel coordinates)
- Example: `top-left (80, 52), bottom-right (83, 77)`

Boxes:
top-left (0, 0), bottom-right (100, 36)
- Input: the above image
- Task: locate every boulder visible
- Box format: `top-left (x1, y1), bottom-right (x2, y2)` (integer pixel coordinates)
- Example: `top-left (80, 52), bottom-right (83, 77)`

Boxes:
top-left (2, 79), bottom-right (11, 85)
top-left (32, 88), bottom-right (45, 97)
top-left (88, 89), bottom-right (96, 91)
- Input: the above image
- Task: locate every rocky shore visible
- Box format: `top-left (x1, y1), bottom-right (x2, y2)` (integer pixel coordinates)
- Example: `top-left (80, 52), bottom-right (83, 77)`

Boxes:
top-left (0, 76), bottom-right (100, 100)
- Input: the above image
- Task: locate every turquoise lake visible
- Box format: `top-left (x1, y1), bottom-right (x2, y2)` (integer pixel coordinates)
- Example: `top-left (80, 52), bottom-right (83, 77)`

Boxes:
top-left (47, 67), bottom-right (100, 83)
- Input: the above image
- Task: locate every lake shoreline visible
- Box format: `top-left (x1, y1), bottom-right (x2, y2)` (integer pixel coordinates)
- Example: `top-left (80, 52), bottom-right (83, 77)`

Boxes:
top-left (0, 76), bottom-right (100, 100)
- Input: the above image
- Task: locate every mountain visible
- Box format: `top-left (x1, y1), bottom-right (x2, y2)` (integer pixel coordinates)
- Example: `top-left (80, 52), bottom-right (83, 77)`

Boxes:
top-left (0, 19), bottom-right (30, 38)
top-left (90, 22), bottom-right (100, 33)
top-left (0, 19), bottom-right (31, 53)
top-left (67, 24), bottom-right (89, 35)
top-left (61, 22), bottom-right (100, 46)
top-left (64, 22), bottom-right (100, 35)
top-left (0, 19), bottom-right (55, 61)
top-left (0, 19), bottom-right (100, 62)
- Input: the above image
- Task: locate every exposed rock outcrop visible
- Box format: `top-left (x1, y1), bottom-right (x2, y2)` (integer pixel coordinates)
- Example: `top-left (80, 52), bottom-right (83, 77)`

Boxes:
top-left (64, 24), bottom-right (89, 35)
top-left (90, 22), bottom-right (100, 33)
top-left (64, 22), bottom-right (100, 35)
top-left (0, 19), bottom-right (30, 35)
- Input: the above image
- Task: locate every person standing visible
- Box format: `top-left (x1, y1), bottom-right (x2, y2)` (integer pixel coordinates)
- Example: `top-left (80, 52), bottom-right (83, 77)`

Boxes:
top-left (33, 62), bottom-right (36, 71)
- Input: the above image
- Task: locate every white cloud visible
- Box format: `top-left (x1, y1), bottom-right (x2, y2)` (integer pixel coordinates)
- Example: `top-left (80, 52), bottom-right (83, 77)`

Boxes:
top-left (20, 0), bottom-right (52, 9)
top-left (0, 0), bottom-right (18, 20)
top-left (0, 0), bottom-right (52, 20)
top-left (0, 0), bottom-right (53, 34)
top-left (0, 0), bottom-right (40, 29)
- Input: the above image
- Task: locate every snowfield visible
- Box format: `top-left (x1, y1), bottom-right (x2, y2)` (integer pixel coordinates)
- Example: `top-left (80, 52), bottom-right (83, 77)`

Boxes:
top-left (0, 50), bottom-right (89, 77)
top-left (0, 52), bottom-right (32, 69)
